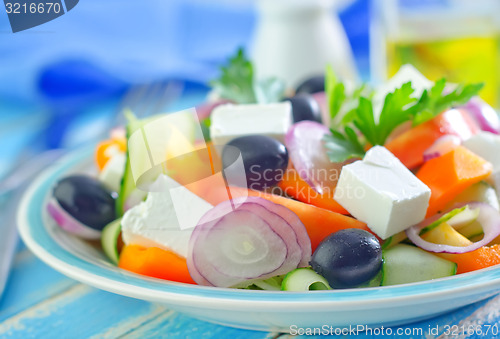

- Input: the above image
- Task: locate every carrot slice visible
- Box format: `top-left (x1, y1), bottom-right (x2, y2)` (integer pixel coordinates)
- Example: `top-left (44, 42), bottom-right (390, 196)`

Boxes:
top-left (416, 146), bottom-right (492, 217)
top-left (188, 181), bottom-right (371, 252)
top-left (95, 137), bottom-right (127, 171)
top-left (118, 245), bottom-right (196, 284)
top-left (277, 169), bottom-right (349, 215)
top-left (385, 109), bottom-right (479, 169)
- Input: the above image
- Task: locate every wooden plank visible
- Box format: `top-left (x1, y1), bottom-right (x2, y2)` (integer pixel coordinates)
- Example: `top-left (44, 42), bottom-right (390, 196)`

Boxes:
top-left (0, 285), bottom-right (166, 338)
top-left (120, 311), bottom-right (273, 339)
top-left (0, 249), bottom-right (76, 322)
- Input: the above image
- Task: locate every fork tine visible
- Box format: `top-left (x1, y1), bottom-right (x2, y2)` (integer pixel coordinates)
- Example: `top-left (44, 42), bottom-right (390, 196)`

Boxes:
top-left (136, 81), bottom-right (164, 119)
top-left (150, 80), bottom-right (185, 116)
top-left (111, 80), bottom-right (185, 134)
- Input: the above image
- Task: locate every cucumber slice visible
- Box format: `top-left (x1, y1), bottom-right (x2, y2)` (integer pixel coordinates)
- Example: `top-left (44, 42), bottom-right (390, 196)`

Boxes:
top-left (101, 218), bottom-right (122, 265)
top-left (445, 181), bottom-right (500, 211)
top-left (381, 244), bottom-right (457, 286)
top-left (116, 111), bottom-right (158, 216)
top-left (447, 206), bottom-right (480, 229)
top-left (419, 206), bottom-right (466, 235)
top-left (381, 231), bottom-right (407, 250)
top-left (252, 276), bottom-right (283, 291)
top-left (457, 220), bottom-right (484, 239)
top-left (281, 268), bottom-right (331, 291)
top-left (357, 270), bottom-right (383, 288)
top-left (116, 110), bottom-right (197, 215)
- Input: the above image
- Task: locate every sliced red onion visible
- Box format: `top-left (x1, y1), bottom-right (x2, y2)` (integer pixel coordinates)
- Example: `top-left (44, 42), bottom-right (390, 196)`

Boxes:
top-left (311, 92), bottom-right (328, 125)
top-left (462, 97), bottom-right (500, 135)
top-left (285, 121), bottom-right (348, 194)
top-left (406, 202), bottom-right (500, 254)
top-left (203, 196), bottom-right (311, 267)
top-left (237, 197), bottom-right (311, 267)
top-left (199, 199), bottom-right (301, 268)
top-left (422, 134), bottom-right (461, 162)
top-left (47, 198), bottom-right (101, 239)
top-left (187, 198), bottom-right (302, 287)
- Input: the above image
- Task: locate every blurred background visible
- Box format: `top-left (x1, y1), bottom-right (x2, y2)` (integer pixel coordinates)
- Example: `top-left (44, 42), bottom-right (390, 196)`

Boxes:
top-left (0, 0), bottom-right (499, 180)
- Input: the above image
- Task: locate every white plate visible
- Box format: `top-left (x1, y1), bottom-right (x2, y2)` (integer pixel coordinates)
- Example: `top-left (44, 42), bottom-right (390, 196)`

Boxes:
top-left (17, 146), bottom-right (500, 332)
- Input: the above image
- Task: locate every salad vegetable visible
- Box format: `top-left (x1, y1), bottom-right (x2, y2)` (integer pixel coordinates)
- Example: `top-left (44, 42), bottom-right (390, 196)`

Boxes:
top-left (416, 146), bottom-right (493, 216)
top-left (277, 168), bottom-right (348, 215)
top-left (187, 197), bottom-right (307, 287)
top-left (47, 49), bottom-right (500, 291)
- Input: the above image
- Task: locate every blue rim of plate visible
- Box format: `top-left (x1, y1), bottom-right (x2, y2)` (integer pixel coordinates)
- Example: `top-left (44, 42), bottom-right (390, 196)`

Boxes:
top-left (17, 146), bottom-right (500, 308)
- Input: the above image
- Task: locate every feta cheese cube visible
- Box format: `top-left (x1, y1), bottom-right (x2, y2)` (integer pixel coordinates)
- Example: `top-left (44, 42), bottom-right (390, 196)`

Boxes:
top-left (121, 174), bottom-right (213, 257)
top-left (373, 65), bottom-right (432, 120)
top-left (334, 146), bottom-right (431, 239)
top-left (463, 132), bottom-right (500, 191)
top-left (209, 102), bottom-right (292, 147)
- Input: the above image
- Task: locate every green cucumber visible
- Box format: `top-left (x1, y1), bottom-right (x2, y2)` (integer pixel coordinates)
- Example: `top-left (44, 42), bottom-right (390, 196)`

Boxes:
top-left (381, 231), bottom-right (407, 250)
top-left (116, 110), bottom-right (159, 216)
top-left (357, 270), bottom-right (383, 288)
top-left (101, 218), bottom-right (122, 265)
top-left (458, 220), bottom-right (484, 239)
top-left (444, 181), bottom-right (500, 211)
top-left (116, 110), bottom-right (197, 216)
top-left (381, 244), bottom-right (456, 286)
top-left (281, 268), bottom-right (331, 291)
top-left (419, 206), bottom-right (466, 235)
top-left (252, 276), bottom-right (283, 291)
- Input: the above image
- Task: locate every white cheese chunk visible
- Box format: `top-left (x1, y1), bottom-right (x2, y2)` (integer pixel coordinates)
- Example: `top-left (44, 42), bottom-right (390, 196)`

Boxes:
top-left (121, 174), bottom-right (213, 257)
top-left (334, 146), bottom-right (431, 239)
top-left (373, 65), bottom-right (433, 120)
top-left (463, 132), bottom-right (500, 192)
top-left (209, 102), bottom-right (292, 147)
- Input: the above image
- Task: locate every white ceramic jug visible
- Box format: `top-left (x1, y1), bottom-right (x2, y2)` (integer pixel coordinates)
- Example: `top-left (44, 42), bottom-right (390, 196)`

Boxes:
top-left (251, 0), bottom-right (359, 89)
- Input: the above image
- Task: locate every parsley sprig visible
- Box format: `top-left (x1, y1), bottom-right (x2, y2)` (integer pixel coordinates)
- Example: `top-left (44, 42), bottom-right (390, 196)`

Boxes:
top-left (210, 48), bottom-right (285, 104)
top-left (323, 68), bottom-right (484, 163)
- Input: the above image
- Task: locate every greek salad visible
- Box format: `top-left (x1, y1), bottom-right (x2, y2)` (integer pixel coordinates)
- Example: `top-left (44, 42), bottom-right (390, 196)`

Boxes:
top-left (47, 49), bottom-right (500, 291)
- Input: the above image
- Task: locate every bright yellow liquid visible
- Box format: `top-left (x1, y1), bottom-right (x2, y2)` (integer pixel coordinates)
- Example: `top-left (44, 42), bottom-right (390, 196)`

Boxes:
top-left (387, 36), bottom-right (500, 107)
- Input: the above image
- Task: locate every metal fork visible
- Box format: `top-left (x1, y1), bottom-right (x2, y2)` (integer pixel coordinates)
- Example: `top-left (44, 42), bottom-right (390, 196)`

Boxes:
top-left (0, 80), bottom-right (184, 298)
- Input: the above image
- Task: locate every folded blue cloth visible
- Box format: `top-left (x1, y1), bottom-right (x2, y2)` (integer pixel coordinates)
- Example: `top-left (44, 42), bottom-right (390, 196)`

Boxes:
top-left (0, 0), bottom-right (369, 159)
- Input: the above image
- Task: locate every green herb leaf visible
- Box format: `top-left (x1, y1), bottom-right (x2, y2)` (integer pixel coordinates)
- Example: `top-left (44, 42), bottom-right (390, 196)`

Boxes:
top-left (352, 97), bottom-right (379, 145)
top-left (210, 48), bottom-right (256, 104)
top-left (435, 82), bottom-right (484, 114)
top-left (211, 48), bottom-right (286, 104)
top-left (254, 77), bottom-right (286, 104)
top-left (325, 65), bottom-right (346, 121)
top-left (323, 127), bottom-right (365, 163)
top-left (411, 79), bottom-right (484, 125)
top-left (377, 82), bottom-right (417, 144)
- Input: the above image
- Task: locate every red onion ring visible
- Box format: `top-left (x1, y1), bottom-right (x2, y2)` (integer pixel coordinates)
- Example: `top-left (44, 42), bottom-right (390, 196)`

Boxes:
top-left (187, 198), bottom-right (303, 287)
top-left (406, 202), bottom-right (500, 254)
top-left (462, 98), bottom-right (500, 135)
top-left (422, 134), bottom-right (461, 162)
top-left (285, 121), bottom-right (347, 194)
